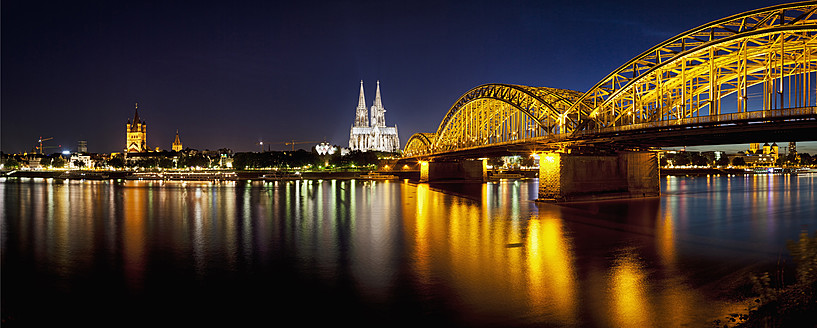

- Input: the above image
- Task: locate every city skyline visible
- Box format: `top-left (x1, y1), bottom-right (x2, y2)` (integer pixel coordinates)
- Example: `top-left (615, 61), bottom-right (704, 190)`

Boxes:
top-left (3, 0), bottom-right (815, 154)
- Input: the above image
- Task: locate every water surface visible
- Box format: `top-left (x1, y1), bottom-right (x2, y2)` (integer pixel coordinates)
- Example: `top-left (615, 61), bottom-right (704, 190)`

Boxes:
top-left (2, 174), bottom-right (815, 327)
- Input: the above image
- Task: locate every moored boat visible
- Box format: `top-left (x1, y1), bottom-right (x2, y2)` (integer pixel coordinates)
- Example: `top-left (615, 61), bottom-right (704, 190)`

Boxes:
top-left (359, 172), bottom-right (399, 180)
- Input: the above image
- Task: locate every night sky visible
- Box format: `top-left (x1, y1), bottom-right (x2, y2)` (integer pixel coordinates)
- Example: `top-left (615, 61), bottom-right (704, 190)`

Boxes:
top-left (3, 0), bottom-right (811, 154)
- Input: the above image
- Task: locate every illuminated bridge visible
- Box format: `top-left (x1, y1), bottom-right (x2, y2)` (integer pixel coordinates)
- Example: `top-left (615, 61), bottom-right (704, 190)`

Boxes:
top-left (402, 1), bottom-right (817, 201)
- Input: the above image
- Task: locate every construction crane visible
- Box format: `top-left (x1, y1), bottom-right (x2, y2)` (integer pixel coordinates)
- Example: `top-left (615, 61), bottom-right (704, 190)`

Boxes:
top-left (36, 136), bottom-right (58, 155)
top-left (283, 140), bottom-right (321, 151)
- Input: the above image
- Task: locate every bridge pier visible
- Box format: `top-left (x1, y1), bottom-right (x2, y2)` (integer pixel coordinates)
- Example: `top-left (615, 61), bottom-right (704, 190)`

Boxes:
top-left (419, 158), bottom-right (487, 183)
top-left (538, 151), bottom-right (659, 202)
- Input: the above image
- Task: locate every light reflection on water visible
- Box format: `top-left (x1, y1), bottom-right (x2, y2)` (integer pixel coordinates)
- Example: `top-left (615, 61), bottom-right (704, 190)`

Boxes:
top-left (1, 174), bottom-right (816, 327)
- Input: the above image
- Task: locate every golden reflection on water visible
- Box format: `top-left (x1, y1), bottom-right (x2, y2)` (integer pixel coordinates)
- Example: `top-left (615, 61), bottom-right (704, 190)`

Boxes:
top-left (526, 207), bottom-right (576, 325)
top-left (123, 182), bottom-right (147, 289)
top-left (608, 251), bottom-right (649, 327)
top-left (402, 182), bottom-right (580, 324)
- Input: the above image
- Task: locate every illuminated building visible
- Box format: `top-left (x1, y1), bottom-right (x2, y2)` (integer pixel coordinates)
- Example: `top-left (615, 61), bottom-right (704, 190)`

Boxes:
top-left (349, 81), bottom-right (400, 152)
top-left (126, 103), bottom-right (147, 153)
top-left (742, 141), bottom-right (780, 166)
top-left (78, 140), bottom-right (87, 153)
top-left (315, 142), bottom-right (336, 155)
top-left (69, 154), bottom-right (92, 168)
top-left (172, 130), bottom-right (183, 151)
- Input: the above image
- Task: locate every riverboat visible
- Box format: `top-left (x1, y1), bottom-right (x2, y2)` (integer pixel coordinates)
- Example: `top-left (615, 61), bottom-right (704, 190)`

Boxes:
top-left (359, 172), bottom-right (399, 180)
top-left (63, 171), bottom-right (110, 180)
top-left (490, 172), bottom-right (524, 180)
top-left (126, 171), bottom-right (238, 181)
top-left (262, 172), bottom-right (302, 181)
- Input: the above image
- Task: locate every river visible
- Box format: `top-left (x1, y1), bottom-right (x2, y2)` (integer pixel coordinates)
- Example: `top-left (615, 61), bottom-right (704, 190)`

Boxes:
top-left (2, 174), bottom-right (815, 327)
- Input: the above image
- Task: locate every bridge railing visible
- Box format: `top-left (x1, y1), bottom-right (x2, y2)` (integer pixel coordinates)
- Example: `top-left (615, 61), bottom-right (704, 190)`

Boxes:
top-left (576, 107), bottom-right (817, 136)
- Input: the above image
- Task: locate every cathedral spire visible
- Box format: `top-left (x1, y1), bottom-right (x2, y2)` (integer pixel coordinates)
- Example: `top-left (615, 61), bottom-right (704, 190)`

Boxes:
top-left (354, 80), bottom-right (369, 127)
top-left (371, 80), bottom-right (386, 127)
top-left (373, 80), bottom-right (383, 110)
top-left (357, 80), bottom-right (366, 109)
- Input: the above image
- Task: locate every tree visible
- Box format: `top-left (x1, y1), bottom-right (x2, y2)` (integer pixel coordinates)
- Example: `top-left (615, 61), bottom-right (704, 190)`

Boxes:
top-left (136, 158), bottom-right (158, 168)
top-left (731, 156), bottom-right (746, 166)
top-left (4, 158), bottom-right (20, 169)
top-left (520, 155), bottom-right (536, 168)
top-left (51, 156), bottom-right (66, 168)
top-left (714, 156), bottom-right (730, 167)
top-left (158, 157), bottom-right (175, 169)
top-left (73, 159), bottom-right (85, 168)
top-left (106, 156), bottom-right (125, 168)
top-left (39, 157), bottom-right (52, 167)
top-left (673, 152), bottom-right (691, 166)
top-left (689, 153), bottom-right (709, 166)
top-left (180, 155), bottom-right (210, 168)
top-left (800, 153), bottom-right (813, 166)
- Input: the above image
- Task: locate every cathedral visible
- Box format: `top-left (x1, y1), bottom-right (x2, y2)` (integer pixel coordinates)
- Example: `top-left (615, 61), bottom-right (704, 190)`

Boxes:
top-left (348, 81), bottom-right (400, 152)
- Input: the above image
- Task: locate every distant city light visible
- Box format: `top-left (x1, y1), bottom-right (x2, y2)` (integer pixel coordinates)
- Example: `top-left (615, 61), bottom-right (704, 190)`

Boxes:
top-left (62, 150), bottom-right (71, 155)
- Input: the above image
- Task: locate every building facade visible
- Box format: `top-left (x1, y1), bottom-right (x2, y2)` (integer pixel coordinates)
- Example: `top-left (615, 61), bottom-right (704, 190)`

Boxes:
top-left (349, 81), bottom-right (400, 152)
top-left (126, 103), bottom-right (147, 153)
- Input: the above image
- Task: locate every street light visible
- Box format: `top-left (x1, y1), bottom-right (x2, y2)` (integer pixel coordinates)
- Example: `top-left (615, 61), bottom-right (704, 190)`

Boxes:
top-left (259, 141), bottom-right (264, 153)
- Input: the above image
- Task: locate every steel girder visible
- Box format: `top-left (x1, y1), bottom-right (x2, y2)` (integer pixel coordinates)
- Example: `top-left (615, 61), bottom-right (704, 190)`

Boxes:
top-left (403, 1), bottom-right (817, 157)
top-left (570, 1), bottom-right (817, 133)
top-left (404, 133), bottom-right (436, 157)
top-left (432, 84), bottom-right (582, 153)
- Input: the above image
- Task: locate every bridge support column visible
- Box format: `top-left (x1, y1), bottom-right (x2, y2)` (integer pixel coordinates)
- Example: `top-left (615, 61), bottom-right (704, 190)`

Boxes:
top-left (419, 161), bottom-right (429, 182)
top-left (538, 151), bottom-right (659, 202)
top-left (418, 159), bottom-right (487, 183)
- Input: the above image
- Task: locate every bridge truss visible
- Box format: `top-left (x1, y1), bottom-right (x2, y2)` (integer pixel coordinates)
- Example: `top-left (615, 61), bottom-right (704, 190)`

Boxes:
top-left (405, 1), bottom-right (817, 158)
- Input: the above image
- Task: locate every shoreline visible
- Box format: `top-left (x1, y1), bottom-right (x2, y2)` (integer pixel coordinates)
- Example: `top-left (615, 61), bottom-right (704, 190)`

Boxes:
top-left (1, 167), bottom-right (813, 181)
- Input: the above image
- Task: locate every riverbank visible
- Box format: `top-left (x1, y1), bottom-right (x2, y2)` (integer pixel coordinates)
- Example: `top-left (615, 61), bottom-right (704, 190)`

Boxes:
top-left (3, 167), bottom-right (812, 181)
top-left (0, 169), bottom-right (422, 181)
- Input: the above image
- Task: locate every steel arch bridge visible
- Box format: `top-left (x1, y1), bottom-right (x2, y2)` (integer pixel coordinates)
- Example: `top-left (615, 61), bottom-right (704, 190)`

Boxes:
top-left (404, 1), bottom-right (817, 159)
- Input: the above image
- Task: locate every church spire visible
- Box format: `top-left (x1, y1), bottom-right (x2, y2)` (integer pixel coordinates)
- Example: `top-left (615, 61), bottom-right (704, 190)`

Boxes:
top-left (357, 80), bottom-right (366, 109)
top-left (172, 129), bottom-right (183, 152)
top-left (133, 102), bottom-right (141, 124)
top-left (354, 80), bottom-right (369, 127)
top-left (374, 80), bottom-right (383, 110)
top-left (371, 80), bottom-right (386, 127)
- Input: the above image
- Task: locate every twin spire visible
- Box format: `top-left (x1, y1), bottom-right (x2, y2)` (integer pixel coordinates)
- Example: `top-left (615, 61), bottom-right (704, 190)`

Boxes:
top-left (354, 80), bottom-right (385, 128)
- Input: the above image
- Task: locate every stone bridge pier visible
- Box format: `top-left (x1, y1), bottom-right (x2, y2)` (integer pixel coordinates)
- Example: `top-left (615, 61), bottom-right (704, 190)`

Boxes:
top-left (419, 158), bottom-right (487, 183)
top-left (538, 151), bottom-right (659, 202)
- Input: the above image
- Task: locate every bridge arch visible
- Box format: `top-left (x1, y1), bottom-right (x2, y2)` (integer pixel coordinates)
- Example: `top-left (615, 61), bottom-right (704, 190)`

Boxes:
top-left (570, 1), bottom-right (817, 133)
top-left (404, 1), bottom-right (817, 157)
top-left (404, 133), bottom-right (436, 157)
top-left (432, 84), bottom-right (583, 153)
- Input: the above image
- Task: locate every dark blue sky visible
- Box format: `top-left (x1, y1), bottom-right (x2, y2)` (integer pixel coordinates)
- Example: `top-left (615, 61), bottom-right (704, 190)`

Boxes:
top-left (3, 0), bottom-right (810, 154)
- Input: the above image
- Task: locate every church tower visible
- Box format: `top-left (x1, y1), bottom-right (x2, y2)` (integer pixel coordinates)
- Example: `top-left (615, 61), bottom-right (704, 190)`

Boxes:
top-left (172, 130), bottom-right (183, 152)
top-left (126, 103), bottom-right (147, 153)
top-left (354, 81), bottom-right (368, 127)
top-left (370, 80), bottom-right (386, 128)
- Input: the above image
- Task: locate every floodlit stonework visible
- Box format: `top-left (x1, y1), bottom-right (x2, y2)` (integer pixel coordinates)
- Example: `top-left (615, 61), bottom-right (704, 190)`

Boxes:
top-left (126, 103), bottom-right (147, 153)
top-left (349, 81), bottom-right (400, 152)
top-left (172, 130), bottom-right (183, 151)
